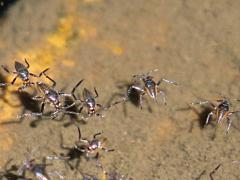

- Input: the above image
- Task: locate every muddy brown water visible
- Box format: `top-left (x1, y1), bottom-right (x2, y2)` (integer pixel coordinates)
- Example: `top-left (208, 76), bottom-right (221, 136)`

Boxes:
top-left (0, 0), bottom-right (240, 179)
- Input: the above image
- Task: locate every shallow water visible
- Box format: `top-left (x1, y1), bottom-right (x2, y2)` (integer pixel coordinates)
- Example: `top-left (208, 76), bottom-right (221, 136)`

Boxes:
top-left (0, 0), bottom-right (240, 179)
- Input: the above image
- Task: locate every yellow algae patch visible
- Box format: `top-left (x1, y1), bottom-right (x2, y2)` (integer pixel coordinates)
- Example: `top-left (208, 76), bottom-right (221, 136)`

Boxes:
top-left (99, 172), bottom-right (108, 180)
top-left (0, 5), bottom-right (80, 153)
top-left (0, 133), bottom-right (13, 151)
top-left (78, 19), bottom-right (97, 40)
top-left (83, 0), bottom-right (102, 3)
top-left (0, 12), bottom-right (78, 146)
top-left (16, 16), bottom-right (78, 74)
top-left (47, 16), bottom-right (75, 49)
top-left (62, 59), bottom-right (76, 68)
top-left (0, 103), bottom-right (20, 123)
top-left (17, 49), bottom-right (55, 73)
top-left (101, 41), bottom-right (124, 56)
top-left (0, 87), bottom-right (21, 125)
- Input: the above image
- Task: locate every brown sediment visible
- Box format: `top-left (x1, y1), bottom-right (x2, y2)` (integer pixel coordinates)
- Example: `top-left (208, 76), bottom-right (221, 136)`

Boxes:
top-left (1, 0), bottom-right (240, 179)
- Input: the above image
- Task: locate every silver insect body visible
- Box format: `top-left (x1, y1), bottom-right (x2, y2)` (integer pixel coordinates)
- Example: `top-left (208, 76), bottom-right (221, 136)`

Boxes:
top-left (192, 98), bottom-right (240, 133)
top-left (87, 139), bottom-right (102, 151)
top-left (128, 69), bottom-right (177, 108)
top-left (0, 59), bottom-right (49, 91)
top-left (37, 82), bottom-right (61, 108)
top-left (15, 61), bottom-right (30, 82)
top-left (76, 126), bottom-right (114, 159)
top-left (82, 88), bottom-right (98, 115)
top-left (216, 100), bottom-right (230, 123)
top-left (18, 159), bottom-right (50, 180)
top-left (205, 100), bottom-right (232, 128)
top-left (71, 80), bottom-right (104, 118)
top-left (143, 77), bottom-right (158, 100)
top-left (19, 76), bottom-right (80, 120)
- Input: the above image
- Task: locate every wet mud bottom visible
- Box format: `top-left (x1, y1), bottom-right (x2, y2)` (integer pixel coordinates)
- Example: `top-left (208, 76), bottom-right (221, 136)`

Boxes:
top-left (0, 0), bottom-right (240, 179)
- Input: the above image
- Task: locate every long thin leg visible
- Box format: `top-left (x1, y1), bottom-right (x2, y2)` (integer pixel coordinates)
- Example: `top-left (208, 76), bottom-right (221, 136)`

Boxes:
top-left (48, 171), bottom-right (65, 180)
top-left (29, 72), bottom-right (39, 77)
top-left (107, 98), bottom-right (127, 110)
top-left (18, 112), bottom-right (43, 119)
top-left (105, 92), bottom-right (128, 109)
top-left (63, 110), bottom-right (81, 116)
top-left (209, 164), bottom-right (222, 180)
top-left (94, 87), bottom-right (98, 98)
top-left (11, 76), bottom-right (18, 85)
top-left (18, 102), bottom-right (45, 119)
top-left (1, 65), bottom-right (11, 74)
top-left (93, 132), bottom-right (102, 139)
top-left (191, 100), bottom-right (216, 109)
top-left (58, 92), bottom-right (72, 97)
top-left (42, 71), bottom-right (56, 87)
top-left (139, 93), bottom-right (144, 109)
top-left (50, 110), bottom-right (60, 119)
top-left (205, 112), bottom-right (214, 126)
top-left (32, 96), bottom-right (44, 101)
top-left (24, 59), bottom-right (30, 68)
top-left (133, 69), bottom-right (159, 80)
top-left (102, 148), bottom-right (115, 152)
top-left (157, 78), bottom-right (178, 86)
top-left (71, 79), bottom-right (84, 100)
top-left (226, 117), bottom-right (233, 134)
top-left (62, 101), bottom-right (76, 109)
top-left (38, 68), bottom-right (50, 77)
top-left (18, 101), bottom-right (45, 119)
top-left (131, 86), bottom-right (145, 92)
top-left (78, 139), bottom-right (89, 146)
top-left (46, 155), bottom-right (73, 171)
top-left (0, 82), bottom-right (10, 87)
top-left (146, 69), bottom-right (159, 76)
top-left (77, 126), bottom-right (82, 140)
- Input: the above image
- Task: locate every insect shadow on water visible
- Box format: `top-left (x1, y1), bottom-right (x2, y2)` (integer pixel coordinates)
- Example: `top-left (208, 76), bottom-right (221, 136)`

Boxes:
top-left (47, 126), bottom-right (114, 172)
top-left (106, 81), bottom-right (153, 116)
top-left (0, 90), bottom-right (45, 128)
top-left (0, 60), bottom-right (50, 92)
top-left (71, 80), bottom-right (107, 120)
top-left (0, 159), bottom-right (26, 180)
top-left (190, 95), bottom-right (240, 139)
top-left (177, 104), bottom-right (215, 132)
top-left (18, 71), bottom-right (82, 121)
top-left (125, 69), bottom-right (178, 111)
top-left (47, 130), bottom-right (85, 171)
top-left (0, 72), bottom-right (18, 106)
top-left (72, 79), bottom-right (128, 120)
top-left (17, 148), bottom-right (65, 180)
top-left (61, 96), bottom-right (87, 127)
